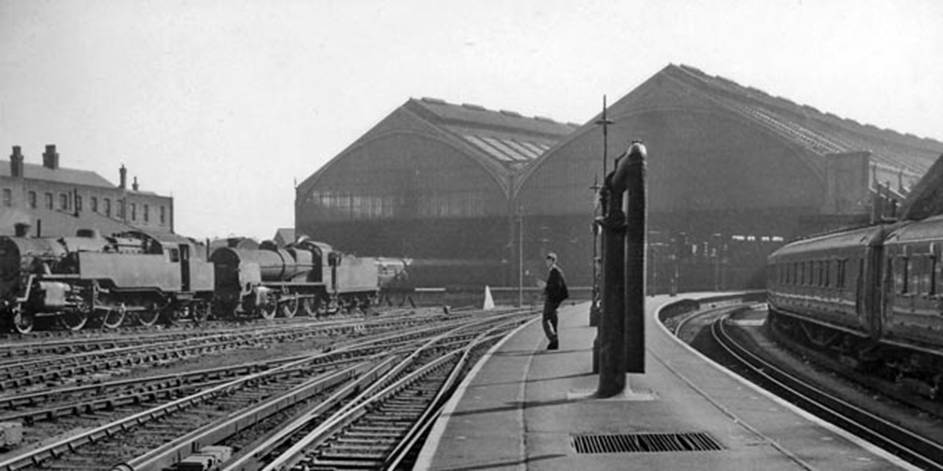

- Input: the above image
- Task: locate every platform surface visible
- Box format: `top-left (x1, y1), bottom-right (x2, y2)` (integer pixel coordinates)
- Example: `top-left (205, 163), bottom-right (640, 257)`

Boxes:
top-left (415, 294), bottom-right (918, 471)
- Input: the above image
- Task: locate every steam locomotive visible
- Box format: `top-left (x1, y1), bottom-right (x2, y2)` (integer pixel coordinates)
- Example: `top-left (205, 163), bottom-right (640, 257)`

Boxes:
top-left (767, 214), bottom-right (943, 398)
top-left (0, 230), bottom-right (403, 333)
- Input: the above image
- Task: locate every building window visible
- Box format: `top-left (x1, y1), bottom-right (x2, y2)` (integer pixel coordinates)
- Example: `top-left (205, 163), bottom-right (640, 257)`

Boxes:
top-left (131, 203), bottom-right (136, 221)
top-left (28, 191), bottom-right (36, 209)
top-left (75, 195), bottom-right (82, 212)
top-left (91, 196), bottom-right (98, 213)
top-left (160, 206), bottom-right (166, 224)
top-left (45, 193), bottom-right (53, 210)
top-left (143, 204), bottom-right (149, 223)
top-left (2, 189), bottom-right (11, 207)
top-left (104, 198), bottom-right (111, 217)
top-left (59, 193), bottom-right (68, 210)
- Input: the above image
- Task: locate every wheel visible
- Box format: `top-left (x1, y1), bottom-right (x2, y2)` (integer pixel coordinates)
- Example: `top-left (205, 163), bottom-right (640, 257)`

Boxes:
top-left (192, 302), bottom-right (210, 325)
top-left (137, 308), bottom-right (160, 327)
top-left (280, 295), bottom-right (299, 318)
top-left (60, 309), bottom-right (89, 331)
top-left (258, 299), bottom-right (277, 320)
top-left (102, 306), bottom-right (126, 329)
top-left (301, 297), bottom-right (319, 317)
top-left (11, 306), bottom-right (34, 334)
top-left (161, 304), bottom-right (181, 326)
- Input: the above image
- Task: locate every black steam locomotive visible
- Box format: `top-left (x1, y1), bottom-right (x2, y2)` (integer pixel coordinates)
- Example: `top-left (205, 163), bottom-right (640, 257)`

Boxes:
top-left (0, 229), bottom-right (214, 333)
top-left (767, 214), bottom-right (943, 398)
top-left (0, 230), bottom-right (402, 333)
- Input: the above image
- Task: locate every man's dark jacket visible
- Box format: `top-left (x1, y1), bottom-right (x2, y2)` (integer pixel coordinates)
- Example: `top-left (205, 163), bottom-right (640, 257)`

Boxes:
top-left (545, 266), bottom-right (569, 304)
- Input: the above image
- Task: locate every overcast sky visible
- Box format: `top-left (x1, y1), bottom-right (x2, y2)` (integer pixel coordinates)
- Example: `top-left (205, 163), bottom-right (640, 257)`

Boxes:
top-left (1, 0), bottom-right (941, 240)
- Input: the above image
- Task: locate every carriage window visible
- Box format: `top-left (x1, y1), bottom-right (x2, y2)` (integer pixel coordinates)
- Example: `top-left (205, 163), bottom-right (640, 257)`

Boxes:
top-left (857, 258), bottom-right (864, 291)
top-left (896, 256), bottom-right (909, 294)
top-left (916, 255), bottom-right (933, 295)
top-left (169, 248), bottom-right (180, 262)
top-left (823, 260), bottom-right (830, 287)
top-left (935, 255), bottom-right (943, 296)
top-left (836, 259), bottom-right (845, 289)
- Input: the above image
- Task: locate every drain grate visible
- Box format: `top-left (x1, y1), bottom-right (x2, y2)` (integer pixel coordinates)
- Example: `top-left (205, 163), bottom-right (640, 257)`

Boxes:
top-left (571, 432), bottom-right (724, 454)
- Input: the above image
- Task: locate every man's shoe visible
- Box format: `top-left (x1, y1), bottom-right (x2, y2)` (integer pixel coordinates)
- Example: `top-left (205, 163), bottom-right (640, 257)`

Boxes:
top-left (547, 341), bottom-right (558, 350)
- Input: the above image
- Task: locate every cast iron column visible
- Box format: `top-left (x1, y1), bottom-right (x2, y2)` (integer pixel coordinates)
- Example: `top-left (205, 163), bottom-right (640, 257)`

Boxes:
top-left (624, 142), bottom-right (646, 373)
top-left (595, 180), bottom-right (626, 397)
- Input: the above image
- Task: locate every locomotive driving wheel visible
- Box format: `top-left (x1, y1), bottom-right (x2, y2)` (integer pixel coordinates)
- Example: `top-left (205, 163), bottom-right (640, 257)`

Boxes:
top-left (11, 306), bottom-right (34, 334)
top-left (59, 309), bottom-right (89, 331)
top-left (258, 299), bottom-right (278, 320)
top-left (102, 305), bottom-right (126, 329)
top-left (137, 305), bottom-right (160, 327)
top-left (191, 302), bottom-right (211, 326)
top-left (280, 295), bottom-right (299, 319)
top-left (301, 297), bottom-right (319, 317)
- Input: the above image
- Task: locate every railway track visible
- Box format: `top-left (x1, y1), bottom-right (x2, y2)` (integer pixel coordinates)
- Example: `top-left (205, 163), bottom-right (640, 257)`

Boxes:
top-left (710, 315), bottom-right (943, 471)
top-left (0, 309), bottom-right (532, 470)
top-left (235, 314), bottom-right (528, 471)
top-left (0, 311), bottom-right (450, 395)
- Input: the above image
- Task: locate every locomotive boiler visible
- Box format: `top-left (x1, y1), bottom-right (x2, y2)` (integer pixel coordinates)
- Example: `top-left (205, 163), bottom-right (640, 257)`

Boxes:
top-left (0, 229), bottom-right (214, 333)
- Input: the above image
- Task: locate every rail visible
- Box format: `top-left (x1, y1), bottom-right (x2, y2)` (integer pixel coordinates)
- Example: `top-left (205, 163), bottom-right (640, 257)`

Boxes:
top-left (711, 314), bottom-right (943, 471)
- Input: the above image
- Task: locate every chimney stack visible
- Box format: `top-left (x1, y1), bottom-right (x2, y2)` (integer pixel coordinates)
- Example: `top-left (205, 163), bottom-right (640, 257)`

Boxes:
top-left (132, 176), bottom-right (139, 191)
top-left (9, 146), bottom-right (24, 178)
top-left (42, 144), bottom-right (59, 170)
top-left (119, 164), bottom-right (127, 189)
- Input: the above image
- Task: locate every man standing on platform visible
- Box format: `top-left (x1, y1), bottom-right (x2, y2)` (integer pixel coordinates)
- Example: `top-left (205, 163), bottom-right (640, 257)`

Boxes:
top-left (542, 252), bottom-right (568, 350)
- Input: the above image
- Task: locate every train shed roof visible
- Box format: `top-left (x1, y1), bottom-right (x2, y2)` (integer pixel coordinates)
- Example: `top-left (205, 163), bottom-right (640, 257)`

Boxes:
top-left (404, 97), bottom-right (576, 171)
top-left (667, 64), bottom-right (943, 176)
top-left (297, 97), bottom-right (577, 197)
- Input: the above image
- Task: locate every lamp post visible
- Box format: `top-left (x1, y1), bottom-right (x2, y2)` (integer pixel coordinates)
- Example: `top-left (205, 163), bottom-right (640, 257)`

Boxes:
top-left (590, 176), bottom-right (601, 326)
top-left (518, 205), bottom-right (523, 307)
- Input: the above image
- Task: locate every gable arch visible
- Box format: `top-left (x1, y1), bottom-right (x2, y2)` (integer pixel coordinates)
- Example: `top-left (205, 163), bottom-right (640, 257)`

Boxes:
top-left (516, 106), bottom-right (825, 216)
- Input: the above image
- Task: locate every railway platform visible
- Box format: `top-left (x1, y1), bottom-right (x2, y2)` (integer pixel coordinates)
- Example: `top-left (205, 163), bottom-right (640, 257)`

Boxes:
top-left (415, 294), bottom-right (918, 470)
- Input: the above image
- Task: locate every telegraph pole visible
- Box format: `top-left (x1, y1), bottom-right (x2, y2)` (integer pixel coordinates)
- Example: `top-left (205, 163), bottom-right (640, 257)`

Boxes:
top-left (591, 96), bottom-right (612, 327)
top-left (596, 95), bottom-right (613, 177)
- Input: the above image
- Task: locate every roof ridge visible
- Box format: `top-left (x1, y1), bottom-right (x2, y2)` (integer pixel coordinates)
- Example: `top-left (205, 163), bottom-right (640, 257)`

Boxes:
top-left (671, 63), bottom-right (943, 147)
top-left (411, 96), bottom-right (576, 131)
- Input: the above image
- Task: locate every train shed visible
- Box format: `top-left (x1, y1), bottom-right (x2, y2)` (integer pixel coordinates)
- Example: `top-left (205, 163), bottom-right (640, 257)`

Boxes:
top-left (294, 97), bottom-right (577, 286)
top-left (517, 64), bottom-right (943, 291)
top-left (297, 64), bottom-right (943, 290)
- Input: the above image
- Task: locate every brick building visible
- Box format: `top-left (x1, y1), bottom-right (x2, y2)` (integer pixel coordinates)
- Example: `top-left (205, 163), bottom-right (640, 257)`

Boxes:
top-left (0, 144), bottom-right (174, 237)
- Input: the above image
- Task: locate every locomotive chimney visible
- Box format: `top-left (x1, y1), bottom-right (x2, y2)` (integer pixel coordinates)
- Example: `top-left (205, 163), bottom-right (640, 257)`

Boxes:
top-left (132, 176), bottom-right (139, 191)
top-left (42, 144), bottom-right (59, 170)
top-left (9, 146), bottom-right (24, 178)
top-left (119, 165), bottom-right (127, 189)
top-left (14, 223), bottom-right (31, 237)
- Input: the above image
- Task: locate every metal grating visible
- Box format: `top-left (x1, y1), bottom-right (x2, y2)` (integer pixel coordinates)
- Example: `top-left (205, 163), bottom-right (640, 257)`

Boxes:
top-left (571, 432), bottom-right (724, 454)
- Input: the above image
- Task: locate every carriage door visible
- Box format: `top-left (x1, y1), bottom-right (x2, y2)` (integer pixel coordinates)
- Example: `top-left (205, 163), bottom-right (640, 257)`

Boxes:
top-left (179, 244), bottom-right (191, 292)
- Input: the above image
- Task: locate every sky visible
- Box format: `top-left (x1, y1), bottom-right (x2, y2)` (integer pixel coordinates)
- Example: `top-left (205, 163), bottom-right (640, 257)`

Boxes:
top-left (1, 0), bottom-right (941, 240)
